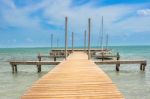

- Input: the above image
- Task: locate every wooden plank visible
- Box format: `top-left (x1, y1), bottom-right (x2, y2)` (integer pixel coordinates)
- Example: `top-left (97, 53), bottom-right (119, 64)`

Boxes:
top-left (39, 55), bottom-right (65, 58)
top-left (21, 52), bottom-right (124, 99)
top-left (10, 61), bottom-right (61, 65)
top-left (95, 60), bottom-right (146, 64)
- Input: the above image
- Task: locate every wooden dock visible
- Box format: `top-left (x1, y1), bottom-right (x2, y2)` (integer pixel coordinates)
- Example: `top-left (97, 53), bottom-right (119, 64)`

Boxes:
top-left (10, 59), bottom-right (146, 73)
top-left (21, 52), bottom-right (124, 99)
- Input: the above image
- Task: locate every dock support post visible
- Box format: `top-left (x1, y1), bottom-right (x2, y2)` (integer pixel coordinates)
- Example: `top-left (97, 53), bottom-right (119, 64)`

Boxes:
top-left (54, 53), bottom-right (57, 61)
top-left (51, 33), bottom-right (53, 50)
top-left (65, 17), bottom-right (68, 60)
top-left (37, 65), bottom-right (41, 73)
top-left (140, 64), bottom-right (143, 71)
top-left (102, 52), bottom-right (104, 61)
top-left (143, 65), bottom-right (146, 71)
top-left (11, 65), bottom-right (15, 73)
top-left (117, 52), bottom-right (120, 60)
top-left (140, 63), bottom-right (146, 71)
top-left (37, 53), bottom-right (42, 72)
top-left (116, 64), bottom-right (120, 71)
top-left (88, 18), bottom-right (91, 60)
top-left (38, 53), bottom-right (41, 61)
top-left (11, 64), bottom-right (17, 73)
top-left (84, 30), bottom-right (86, 53)
top-left (14, 65), bottom-right (17, 73)
top-left (72, 32), bottom-right (74, 53)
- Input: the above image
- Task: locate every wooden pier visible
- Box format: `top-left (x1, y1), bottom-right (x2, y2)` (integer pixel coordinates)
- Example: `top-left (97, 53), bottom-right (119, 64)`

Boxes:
top-left (21, 52), bottom-right (124, 99)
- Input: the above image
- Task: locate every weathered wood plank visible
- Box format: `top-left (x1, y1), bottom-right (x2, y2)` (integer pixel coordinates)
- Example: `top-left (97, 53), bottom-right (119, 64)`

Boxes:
top-left (10, 61), bottom-right (61, 65)
top-left (95, 60), bottom-right (146, 64)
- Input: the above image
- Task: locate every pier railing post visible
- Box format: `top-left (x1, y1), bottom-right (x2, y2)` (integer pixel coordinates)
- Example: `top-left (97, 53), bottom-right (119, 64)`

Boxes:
top-left (88, 18), bottom-right (91, 60)
top-left (65, 17), bottom-right (68, 60)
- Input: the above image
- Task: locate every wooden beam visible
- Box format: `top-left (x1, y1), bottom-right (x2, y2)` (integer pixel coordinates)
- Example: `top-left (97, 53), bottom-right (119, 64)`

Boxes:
top-left (88, 18), bottom-right (91, 60)
top-left (84, 30), bottom-right (86, 52)
top-left (65, 16), bottom-right (68, 60)
top-left (72, 32), bottom-right (74, 53)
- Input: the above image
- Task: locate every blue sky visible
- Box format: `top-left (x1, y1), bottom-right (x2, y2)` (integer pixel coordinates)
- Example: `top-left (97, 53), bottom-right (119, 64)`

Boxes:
top-left (0, 0), bottom-right (150, 48)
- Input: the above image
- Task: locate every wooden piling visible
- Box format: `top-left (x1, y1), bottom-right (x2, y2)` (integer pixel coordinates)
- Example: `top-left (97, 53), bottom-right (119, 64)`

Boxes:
top-left (37, 65), bottom-right (41, 73)
top-left (54, 53), bottom-right (57, 61)
top-left (14, 65), bottom-right (17, 72)
top-left (65, 17), bottom-right (68, 60)
top-left (11, 65), bottom-right (15, 73)
top-left (84, 30), bottom-right (86, 52)
top-left (37, 53), bottom-right (41, 61)
top-left (117, 52), bottom-right (120, 60)
top-left (101, 16), bottom-right (104, 51)
top-left (88, 18), bottom-right (91, 60)
top-left (51, 33), bottom-right (53, 50)
top-left (140, 64), bottom-right (143, 70)
top-left (72, 32), bottom-right (74, 53)
top-left (116, 64), bottom-right (120, 71)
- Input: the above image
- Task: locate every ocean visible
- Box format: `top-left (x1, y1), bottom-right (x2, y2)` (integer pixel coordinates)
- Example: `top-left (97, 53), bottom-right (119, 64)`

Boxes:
top-left (0, 46), bottom-right (150, 99)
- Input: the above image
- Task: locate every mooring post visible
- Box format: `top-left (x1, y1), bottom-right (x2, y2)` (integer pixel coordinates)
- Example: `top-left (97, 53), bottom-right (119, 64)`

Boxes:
top-left (88, 18), bottom-right (91, 60)
top-left (11, 64), bottom-right (15, 73)
top-left (117, 52), bottom-right (120, 60)
top-left (116, 63), bottom-right (120, 71)
top-left (140, 64), bottom-right (143, 71)
top-left (143, 65), bottom-right (145, 71)
top-left (140, 63), bottom-right (146, 71)
top-left (14, 65), bottom-right (17, 73)
top-left (65, 17), bottom-right (68, 60)
top-left (72, 32), bottom-right (74, 53)
top-left (38, 53), bottom-right (41, 61)
top-left (37, 65), bottom-right (41, 73)
top-left (51, 33), bottom-right (53, 50)
top-left (102, 52), bottom-right (104, 61)
top-left (84, 30), bottom-right (86, 53)
top-left (54, 52), bottom-right (57, 61)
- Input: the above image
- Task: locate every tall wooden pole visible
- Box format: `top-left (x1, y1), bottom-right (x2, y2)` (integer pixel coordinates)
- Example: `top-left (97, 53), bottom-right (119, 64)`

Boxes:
top-left (101, 16), bottom-right (104, 51)
top-left (51, 33), bottom-right (53, 49)
top-left (57, 38), bottom-right (59, 48)
top-left (84, 30), bottom-right (86, 52)
top-left (65, 17), bottom-right (68, 60)
top-left (88, 18), bottom-right (91, 60)
top-left (72, 32), bottom-right (74, 53)
top-left (106, 34), bottom-right (108, 50)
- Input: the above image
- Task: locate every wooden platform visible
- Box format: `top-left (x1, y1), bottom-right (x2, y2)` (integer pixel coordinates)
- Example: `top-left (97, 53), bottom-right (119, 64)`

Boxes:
top-left (21, 52), bottom-right (124, 99)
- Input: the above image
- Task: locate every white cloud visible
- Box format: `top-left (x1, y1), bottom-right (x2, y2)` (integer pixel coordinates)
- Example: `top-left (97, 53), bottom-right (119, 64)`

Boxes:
top-left (0, 0), bottom-right (150, 38)
top-left (137, 9), bottom-right (150, 16)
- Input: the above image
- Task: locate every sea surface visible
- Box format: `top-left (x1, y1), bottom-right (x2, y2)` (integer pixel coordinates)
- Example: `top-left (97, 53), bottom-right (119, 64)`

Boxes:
top-left (0, 46), bottom-right (150, 99)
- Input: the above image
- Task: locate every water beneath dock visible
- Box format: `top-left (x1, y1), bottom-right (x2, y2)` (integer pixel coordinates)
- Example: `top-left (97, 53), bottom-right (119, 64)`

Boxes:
top-left (0, 46), bottom-right (150, 99)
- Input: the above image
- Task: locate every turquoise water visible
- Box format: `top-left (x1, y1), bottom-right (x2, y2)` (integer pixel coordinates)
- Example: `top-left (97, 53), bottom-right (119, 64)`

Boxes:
top-left (0, 46), bottom-right (150, 99)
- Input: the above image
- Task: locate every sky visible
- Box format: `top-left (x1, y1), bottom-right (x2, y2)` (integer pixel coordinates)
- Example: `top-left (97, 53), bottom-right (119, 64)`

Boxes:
top-left (0, 0), bottom-right (150, 48)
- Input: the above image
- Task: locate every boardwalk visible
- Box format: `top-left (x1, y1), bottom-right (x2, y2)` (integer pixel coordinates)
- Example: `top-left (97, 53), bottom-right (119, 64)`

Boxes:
top-left (21, 52), bottom-right (124, 99)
